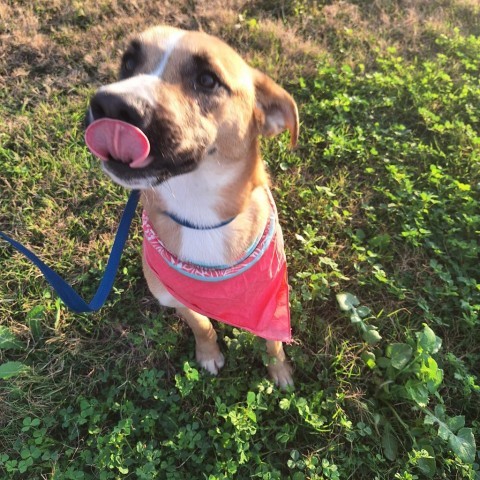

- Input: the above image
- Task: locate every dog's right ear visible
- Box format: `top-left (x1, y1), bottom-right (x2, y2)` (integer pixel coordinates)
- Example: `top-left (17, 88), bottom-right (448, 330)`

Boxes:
top-left (252, 69), bottom-right (299, 147)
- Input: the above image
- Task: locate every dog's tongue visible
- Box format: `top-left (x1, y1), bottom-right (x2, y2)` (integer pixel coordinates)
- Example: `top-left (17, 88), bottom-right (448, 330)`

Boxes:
top-left (85, 118), bottom-right (151, 168)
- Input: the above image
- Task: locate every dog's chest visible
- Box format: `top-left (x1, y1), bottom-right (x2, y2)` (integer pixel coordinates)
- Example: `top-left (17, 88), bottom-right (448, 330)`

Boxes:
top-left (156, 165), bottom-right (237, 266)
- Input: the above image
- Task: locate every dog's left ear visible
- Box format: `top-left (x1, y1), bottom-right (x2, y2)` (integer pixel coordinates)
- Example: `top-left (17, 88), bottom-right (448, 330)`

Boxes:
top-left (253, 69), bottom-right (299, 147)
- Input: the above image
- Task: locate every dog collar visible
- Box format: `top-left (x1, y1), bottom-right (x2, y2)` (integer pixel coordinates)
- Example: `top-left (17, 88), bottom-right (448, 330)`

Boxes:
top-left (162, 211), bottom-right (236, 230)
top-left (144, 206), bottom-right (275, 277)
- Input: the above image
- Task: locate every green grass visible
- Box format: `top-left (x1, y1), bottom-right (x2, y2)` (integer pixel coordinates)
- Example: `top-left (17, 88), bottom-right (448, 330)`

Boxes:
top-left (1, 1), bottom-right (479, 479)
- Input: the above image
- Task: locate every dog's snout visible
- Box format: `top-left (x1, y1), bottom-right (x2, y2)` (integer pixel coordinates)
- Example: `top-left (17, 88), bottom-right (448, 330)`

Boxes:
top-left (89, 90), bottom-right (150, 128)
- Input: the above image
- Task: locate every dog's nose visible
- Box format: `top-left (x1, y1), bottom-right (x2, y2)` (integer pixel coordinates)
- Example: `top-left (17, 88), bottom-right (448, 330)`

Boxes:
top-left (89, 90), bottom-right (150, 128)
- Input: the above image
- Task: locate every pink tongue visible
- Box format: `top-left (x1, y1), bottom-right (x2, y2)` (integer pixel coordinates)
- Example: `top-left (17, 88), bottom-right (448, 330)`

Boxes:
top-left (85, 118), bottom-right (151, 169)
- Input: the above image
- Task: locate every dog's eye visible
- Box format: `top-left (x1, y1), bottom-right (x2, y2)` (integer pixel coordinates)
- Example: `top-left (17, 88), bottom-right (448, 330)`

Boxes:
top-left (125, 58), bottom-right (135, 71)
top-left (123, 55), bottom-right (136, 72)
top-left (119, 40), bottom-right (143, 80)
top-left (196, 72), bottom-right (220, 91)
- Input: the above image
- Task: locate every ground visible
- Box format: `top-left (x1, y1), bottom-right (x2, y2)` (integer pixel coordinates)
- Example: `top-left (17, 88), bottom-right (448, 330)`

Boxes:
top-left (0, 1), bottom-right (479, 479)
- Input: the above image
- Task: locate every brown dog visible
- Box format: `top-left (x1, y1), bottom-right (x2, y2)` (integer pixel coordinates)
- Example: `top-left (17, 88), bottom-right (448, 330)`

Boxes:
top-left (85, 26), bottom-right (298, 388)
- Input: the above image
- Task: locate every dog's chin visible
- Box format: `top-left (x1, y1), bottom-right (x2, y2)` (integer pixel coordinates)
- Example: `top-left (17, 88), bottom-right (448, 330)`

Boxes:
top-left (100, 162), bottom-right (171, 189)
top-left (101, 156), bottom-right (198, 190)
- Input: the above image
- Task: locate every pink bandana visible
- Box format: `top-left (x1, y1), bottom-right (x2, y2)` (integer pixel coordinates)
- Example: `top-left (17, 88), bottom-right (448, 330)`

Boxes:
top-left (142, 198), bottom-right (291, 342)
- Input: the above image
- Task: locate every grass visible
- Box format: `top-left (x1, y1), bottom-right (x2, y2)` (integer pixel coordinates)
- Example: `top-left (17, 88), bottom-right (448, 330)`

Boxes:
top-left (1, 0), bottom-right (479, 478)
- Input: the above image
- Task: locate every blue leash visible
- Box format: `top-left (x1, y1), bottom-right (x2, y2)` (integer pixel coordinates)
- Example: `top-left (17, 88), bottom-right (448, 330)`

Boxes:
top-left (0, 190), bottom-right (140, 313)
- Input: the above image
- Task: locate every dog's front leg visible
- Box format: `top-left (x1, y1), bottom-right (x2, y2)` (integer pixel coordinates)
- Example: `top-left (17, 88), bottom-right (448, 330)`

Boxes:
top-left (266, 340), bottom-right (294, 389)
top-left (176, 306), bottom-right (225, 375)
top-left (143, 256), bottom-right (225, 375)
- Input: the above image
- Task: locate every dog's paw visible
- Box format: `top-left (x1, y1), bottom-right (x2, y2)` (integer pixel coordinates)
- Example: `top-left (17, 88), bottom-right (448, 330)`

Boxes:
top-left (196, 349), bottom-right (225, 375)
top-left (268, 359), bottom-right (294, 390)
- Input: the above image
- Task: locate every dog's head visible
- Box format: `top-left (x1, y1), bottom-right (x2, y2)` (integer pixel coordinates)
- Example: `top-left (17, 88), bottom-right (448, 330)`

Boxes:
top-left (85, 26), bottom-right (298, 189)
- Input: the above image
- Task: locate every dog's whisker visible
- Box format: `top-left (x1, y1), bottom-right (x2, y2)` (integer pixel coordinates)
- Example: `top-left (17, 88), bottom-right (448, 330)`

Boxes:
top-left (164, 179), bottom-right (175, 198)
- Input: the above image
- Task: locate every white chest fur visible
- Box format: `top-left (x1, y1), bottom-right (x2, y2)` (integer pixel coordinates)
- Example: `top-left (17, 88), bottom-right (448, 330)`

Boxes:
top-left (155, 159), bottom-right (240, 266)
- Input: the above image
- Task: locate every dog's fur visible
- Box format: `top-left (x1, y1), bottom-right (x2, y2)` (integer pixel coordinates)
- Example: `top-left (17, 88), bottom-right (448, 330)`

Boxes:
top-left (87, 26), bottom-right (299, 388)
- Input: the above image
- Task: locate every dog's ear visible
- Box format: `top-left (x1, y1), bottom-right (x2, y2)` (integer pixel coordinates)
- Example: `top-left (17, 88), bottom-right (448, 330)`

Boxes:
top-left (253, 69), bottom-right (299, 147)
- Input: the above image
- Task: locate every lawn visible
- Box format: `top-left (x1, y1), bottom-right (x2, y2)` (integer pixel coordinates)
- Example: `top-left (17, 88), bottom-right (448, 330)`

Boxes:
top-left (1, 1), bottom-right (479, 478)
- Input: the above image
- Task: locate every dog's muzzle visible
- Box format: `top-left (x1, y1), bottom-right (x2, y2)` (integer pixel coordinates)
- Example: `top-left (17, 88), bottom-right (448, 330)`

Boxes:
top-left (84, 75), bottom-right (202, 188)
top-left (85, 86), bottom-right (156, 170)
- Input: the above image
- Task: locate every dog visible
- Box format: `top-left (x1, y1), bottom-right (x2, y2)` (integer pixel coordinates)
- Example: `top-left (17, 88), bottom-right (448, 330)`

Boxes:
top-left (85, 26), bottom-right (299, 388)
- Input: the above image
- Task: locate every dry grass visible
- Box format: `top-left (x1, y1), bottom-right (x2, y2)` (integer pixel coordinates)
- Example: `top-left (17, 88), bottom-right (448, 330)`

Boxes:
top-left (2, 0), bottom-right (478, 109)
